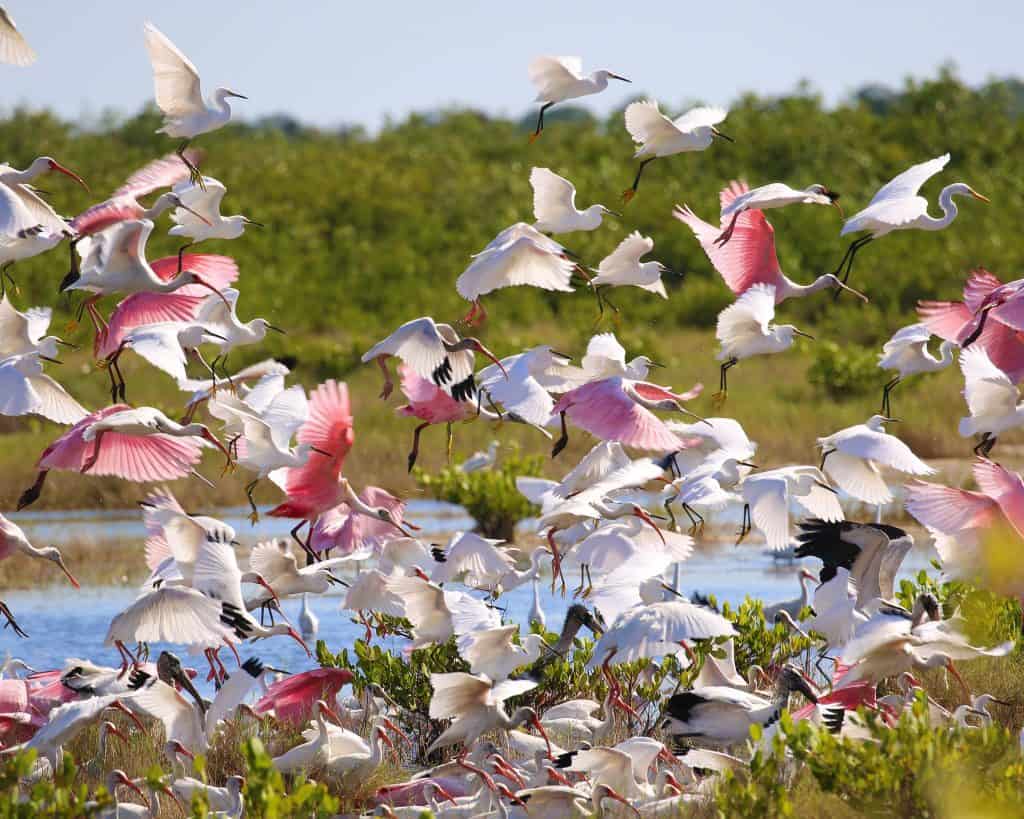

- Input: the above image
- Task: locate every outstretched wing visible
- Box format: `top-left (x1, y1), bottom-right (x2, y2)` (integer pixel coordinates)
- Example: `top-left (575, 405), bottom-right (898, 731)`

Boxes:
top-left (869, 153), bottom-right (950, 206)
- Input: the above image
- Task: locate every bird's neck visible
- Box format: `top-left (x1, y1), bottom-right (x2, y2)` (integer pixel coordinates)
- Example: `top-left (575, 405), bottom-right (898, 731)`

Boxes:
top-left (797, 275), bottom-right (839, 297)
top-left (213, 89), bottom-right (235, 115)
top-left (919, 186), bottom-right (961, 231)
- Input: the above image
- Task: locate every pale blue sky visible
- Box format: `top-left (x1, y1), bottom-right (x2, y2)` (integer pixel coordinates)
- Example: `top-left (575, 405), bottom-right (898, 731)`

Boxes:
top-left (4, 1), bottom-right (1021, 129)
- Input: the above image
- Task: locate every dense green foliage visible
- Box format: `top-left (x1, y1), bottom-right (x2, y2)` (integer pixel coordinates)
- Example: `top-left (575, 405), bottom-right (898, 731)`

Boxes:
top-left (413, 445), bottom-right (545, 538)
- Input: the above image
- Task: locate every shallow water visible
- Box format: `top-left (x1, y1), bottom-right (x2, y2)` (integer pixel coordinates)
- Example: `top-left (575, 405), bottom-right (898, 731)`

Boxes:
top-left (0, 501), bottom-right (935, 690)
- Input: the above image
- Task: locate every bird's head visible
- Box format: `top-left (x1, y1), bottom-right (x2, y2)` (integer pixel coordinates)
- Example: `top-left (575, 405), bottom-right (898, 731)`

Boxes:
top-left (217, 87), bottom-right (248, 101)
top-left (594, 784), bottom-right (640, 816)
top-left (779, 664), bottom-right (819, 703)
top-left (628, 503), bottom-right (667, 545)
top-left (40, 546), bottom-right (79, 588)
top-left (166, 739), bottom-right (195, 764)
top-left (596, 204), bottom-right (622, 218)
top-left (948, 183), bottom-right (989, 204)
top-left (458, 337), bottom-right (507, 379)
top-left (512, 706), bottom-right (553, 759)
top-left (254, 318), bottom-right (287, 336)
top-left (98, 721), bottom-right (128, 751)
top-left (245, 571), bottom-right (281, 606)
top-left (777, 325), bottom-right (814, 345)
top-left (866, 413), bottom-right (898, 430)
top-left (108, 770), bottom-right (148, 809)
top-left (191, 423), bottom-right (234, 468)
top-left (34, 157), bottom-right (89, 191)
top-left (494, 782), bottom-right (529, 809)
top-left (241, 215), bottom-right (264, 227)
top-left (313, 698), bottom-right (344, 726)
top-left (805, 183), bottom-right (843, 212)
top-left (596, 70), bottom-right (631, 84)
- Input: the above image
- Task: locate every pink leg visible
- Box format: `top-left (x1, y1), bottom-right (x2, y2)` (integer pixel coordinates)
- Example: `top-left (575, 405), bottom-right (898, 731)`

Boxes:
top-left (81, 430), bottom-right (107, 474)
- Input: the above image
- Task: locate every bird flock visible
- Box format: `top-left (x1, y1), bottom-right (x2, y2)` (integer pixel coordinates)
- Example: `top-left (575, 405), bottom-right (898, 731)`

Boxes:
top-left (0, 16), bottom-right (1019, 819)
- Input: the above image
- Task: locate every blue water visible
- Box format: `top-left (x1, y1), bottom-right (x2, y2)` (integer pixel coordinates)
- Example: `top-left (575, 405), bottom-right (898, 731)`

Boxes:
top-left (0, 502), bottom-right (935, 690)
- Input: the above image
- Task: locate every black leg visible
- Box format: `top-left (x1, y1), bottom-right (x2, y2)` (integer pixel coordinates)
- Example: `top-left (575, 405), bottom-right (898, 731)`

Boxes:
top-left (246, 480), bottom-right (260, 524)
top-left (715, 211), bottom-right (741, 246)
top-left (176, 242), bottom-right (194, 275)
top-left (881, 377), bottom-right (900, 416)
top-left (624, 158), bottom-right (655, 201)
top-left (17, 470), bottom-right (48, 510)
top-left (832, 236), bottom-right (874, 299)
top-left (111, 354), bottom-right (127, 403)
top-left (551, 411), bottom-right (569, 458)
top-left (408, 422), bottom-right (429, 472)
top-left (531, 102), bottom-right (553, 141)
top-left (962, 307), bottom-right (991, 348)
top-left (819, 447), bottom-right (835, 471)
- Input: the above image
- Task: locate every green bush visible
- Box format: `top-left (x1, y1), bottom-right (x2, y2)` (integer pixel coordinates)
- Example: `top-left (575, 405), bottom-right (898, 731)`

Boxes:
top-left (807, 341), bottom-right (881, 400)
top-left (413, 445), bottom-right (545, 539)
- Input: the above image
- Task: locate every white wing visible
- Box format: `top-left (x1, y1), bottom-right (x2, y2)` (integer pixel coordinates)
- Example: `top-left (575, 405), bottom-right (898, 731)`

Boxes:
top-left (249, 539), bottom-right (297, 581)
top-left (143, 22), bottom-right (205, 117)
top-left (624, 100), bottom-right (679, 145)
top-left (482, 352), bottom-right (554, 426)
top-left (960, 347), bottom-right (1018, 418)
top-left (457, 234), bottom-right (575, 300)
top-left (741, 474), bottom-right (791, 550)
top-left (24, 370), bottom-right (88, 425)
top-left (822, 449), bottom-right (892, 505)
top-left (129, 680), bottom-right (205, 749)
top-left (673, 106), bottom-right (728, 133)
top-left (716, 284), bottom-right (776, 349)
top-left (428, 672), bottom-right (491, 720)
top-left (261, 384), bottom-right (308, 450)
top-left (106, 586), bottom-right (228, 648)
top-left (192, 536), bottom-right (245, 611)
top-left (0, 296), bottom-right (43, 356)
top-left (836, 428), bottom-right (934, 476)
top-left (594, 232), bottom-right (653, 280)
top-left (581, 332), bottom-right (628, 378)
top-left (555, 440), bottom-right (632, 496)
top-left (205, 658), bottom-right (264, 737)
top-left (531, 168), bottom-right (577, 223)
top-left (869, 154), bottom-right (950, 206)
top-left (0, 7), bottom-right (36, 66)
top-left (124, 323), bottom-right (190, 382)
top-left (528, 56), bottom-right (584, 97)
top-left (361, 317), bottom-right (449, 385)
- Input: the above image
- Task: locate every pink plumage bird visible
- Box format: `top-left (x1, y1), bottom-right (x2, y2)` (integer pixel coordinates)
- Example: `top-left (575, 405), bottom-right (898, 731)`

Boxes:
top-left (16, 405), bottom-right (229, 509)
top-left (254, 667), bottom-right (355, 724)
top-left (550, 376), bottom-right (705, 457)
top-left (310, 486), bottom-right (411, 557)
top-left (674, 181), bottom-right (867, 303)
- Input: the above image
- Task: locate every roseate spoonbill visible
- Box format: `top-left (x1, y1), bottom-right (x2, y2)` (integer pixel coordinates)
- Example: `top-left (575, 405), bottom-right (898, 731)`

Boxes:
top-left (715, 283), bottom-right (813, 402)
top-left (143, 22), bottom-right (246, 185)
top-left (16, 405), bottom-right (228, 509)
top-left (0, 512), bottom-right (78, 588)
top-left (877, 323), bottom-right (956, 416)
top-left (832, 153), bottom-right (987, 293)
top-left (662, 665), bottom-right (818, 744)
top-left (0, 8), bottom-right (35, 65)
top-left (361, 316), bottom-right (506, 401)
top-left (172, 774), bottom-right (244, 816)
top-left (589, 231), bottom-right (669, 313)
top-left (957, 348), bottom-right (1024, 456)
top-left (917, 268), bottom-right (1024, 380)
top-left (905, 458), bottom-right (1024, 585)
top-left (0, 352), bottom-right (88, 425)
top-left (528, 57), bottom-right (629, 141)
top-left (254, 667), bottom-right (355, 724)
top-left (426, 672), bottom-right (552, 758)
top-left (716, 180), bottom-right (841, 244)
top-left (460, 440), bottom-right (499, 473)
top-left (550, 376), bottom-right (704, 456)
top-left (763, 569), bottom-right (818, 621)
top-left (0, 156), bottom-right (88, 236)
top-left (457, 625), bottom-right (548, 681)
top-left (622, 101), bottom-right (730, 201)
top-left (817, 415), bottom-right (935, 505)
top-left (456, 223), bottom-right (576, 325)
top-left (674, 184), bottom-right (866, 302)
top-left (530, 167), bottom-right (618, 233)
top-left (383, 573), bottom-right (500, 649)
top-left (270, 698), bottom-right (344, 773)
top-left (736, 465), bottom-right (843, 550)
top-left (794, 519), bottom-right (915, 607)
top-left (170, 176), bottom-right (259, 248)
top-left (590, 599), bottom-right (736, 668)
top-left (309, 485), bottom-right (412, 557)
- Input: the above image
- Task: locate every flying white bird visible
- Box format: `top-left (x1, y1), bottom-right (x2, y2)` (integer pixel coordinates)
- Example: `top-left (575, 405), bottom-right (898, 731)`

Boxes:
top-left (193, 288), bottom-right (284, 377)
top-left (143, 22), bottom-right (247, 184)
top-left (530, 167), bottom-right (617, 234)
top-left (716, 181), bottom-right (841, 245)
top-left (715, 283), bottom-right (813, 401)
top-left (833, 153), bottom-right (987, 292)
top-left (589, 231), bottom-right (669, 313)
top-left (457, 625), bottom-right (548, 681)
top-left (459, 440), bottom-right (499, 473)
top-left (527, 56), bottom-right (630, 141)
top-left (170, 176), bottom-right (259, 246)
top-left (623, 100), bottom-right (731, 200)
top-left (818, 415), bottom-right (936, 505)
top-left (877, 323), bottom-right (956, 416)
top-left (0, 7), bottom-right (36, 66)
top-left (0, 352), bottom-right (88, 425)
top-left (957, 347), bottom-right (1024, 457)
top-left (738, 465), bottom-right (844, 550)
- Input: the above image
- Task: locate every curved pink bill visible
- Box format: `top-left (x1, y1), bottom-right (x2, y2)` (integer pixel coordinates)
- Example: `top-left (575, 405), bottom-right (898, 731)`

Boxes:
top-left (255, 576), bottom-right (280, 605)
top-left (201, 429), bottom-right (234, 467)
top-left (530, 714), bottom-right (554, 760)
top-left (631, 507), bottom-right (667, 546)
top-left (474, 342), bottom-right (508, 380)
top-left (49, 160), bottom-right (89, 192)
top-left (612, 691), bottom-right (641, 720)
top-left (287, 628), bottom-right (313, 657)
top-left (57, 557), bottom-right (80, 589)
top-left (107, 700), bottom-right (147, 734)
top-left (381, 716), bottom-right (412, 745)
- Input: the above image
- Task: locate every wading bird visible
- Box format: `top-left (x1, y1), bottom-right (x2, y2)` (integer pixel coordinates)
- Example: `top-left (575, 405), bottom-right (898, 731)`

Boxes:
top-left (527, 56), bottom-right (629, 141)
top-left (0, 512), bottom-right (79, 587)
top-left (833, 154), bottom-right (987, 293)
top-left (957, 347), bottom-right (1024, 456)
top-left (622, 100), bottom-right (730, 201)
top-left (530, 167), bottom-right (617, 234)
top-left (877, 323), bottom-right (956, 416)
top-left (0, 7), bottom-right (36, 66)
top-left (143, 22), bottom-right (246, 184)
top-left (715, 180), bottom-right (842, 243)
top-left (589, 231), bottom-right (669, 312)
top-left (170, 176), bottom-right (259, 246)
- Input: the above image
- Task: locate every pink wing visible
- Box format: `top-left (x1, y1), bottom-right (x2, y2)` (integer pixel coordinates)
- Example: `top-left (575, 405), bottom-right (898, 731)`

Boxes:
top-left (551, 378), bottom-right (683, 452)
top-left (904, 479), bottom-right (998, 534)
top-left (254, 667), bottom-right (353, 723)
top-left (674, 204), bottom-right (782, 296)
top-left (718, 179), bottom-right (749, 211)
top-left (962, 268), bottom-right (1003, 313)
top-left (973, 320), bottom-right (1024, 384)
top-left (988, 292), bottom-right (1024, 333)
top-left (973, 459), bottom-right (1024, 539)
top-left (632, 381), bottom-right (703, 403)
top-left (279, 381), bottom-right (355, 510)
top-left (112, 150), bottom-right (202, 198)
top-left (37, 405), bottom-right (203, 480)
top-left (396, 364), bottom-right (466, 422)
top-left (70, 200), bottom-right (142, 236)
top-left (149, 254), bottom-right (239, 288)
top-left (95, 291), bottom-right (209, 358)
top-left (916, 301), bottom-right (972, 341)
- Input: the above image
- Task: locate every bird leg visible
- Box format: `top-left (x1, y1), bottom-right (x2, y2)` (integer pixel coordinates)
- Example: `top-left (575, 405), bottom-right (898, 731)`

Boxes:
top-left (375, 356), bottom-right (394, 400)
top-left (81, 430), bottom-right (108, 474)
top-left (177, 140), bottom-right (204, 188)
top-left (0, 602), bottom-right (28, 638)
top-left (16, 470), bottom-right (48, 510)
top-left (175, 242), bottom-right (194, 275)
top-left (114, 640), bottom-right (138, 678)
top-left (245, 480), bottom-right (261, 525)
top-left (289, 520), bottom-right (315, 561)
top-left (819, 447), bottom-right (835, 471)
top-left (407, 422), bottom-right (430, 472)
top-left (581, 564), bottom-right (594, 598)
top-left (551, 411), bottom-right (569, 458)
top-left (714, 211), bottom-right (742, 246)
top-left (622, 158), bottom-right (655, 203)
top-left (0, 262), bottom-right (16, 298)
top-left (461, 299), bottom-right (487, 326)
top-left (683, 503), bottom-right (705, 536)
top-left (546, 528), bottom-right (567, 596)
top-left (572, 565), bottom-right (587, 598)
top-left (446, 422), bottom-right (454, 464)
top-left (973, 433), bottom-right (997, 457)
top-left (712, 358), bottom-right (737, 407)
top-left (832, 235), bottom-right (874, 298)
top-left (529, 102), bottom-right (553, 143)
top-left (735, 503), bottom-right (751, 544)
top-left (109, 351), bottom-right (128, 404)
top-left (358, 610), bottom-right (374, 642)
top-left (880, 376), bottom-right (901, 417)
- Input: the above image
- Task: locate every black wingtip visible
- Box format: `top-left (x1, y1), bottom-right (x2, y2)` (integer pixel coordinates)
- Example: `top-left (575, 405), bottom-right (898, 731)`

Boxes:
top-left (242, 657), bottom-right (265, 678)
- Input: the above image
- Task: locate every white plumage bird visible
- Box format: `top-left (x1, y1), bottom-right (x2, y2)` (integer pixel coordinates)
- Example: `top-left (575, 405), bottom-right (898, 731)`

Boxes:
top-left (957, 347), bottom-right (1024, 456)
top-left (818, 415), bottom-right (935, 504)
top-left (623, 100), bottom-right (731, 200)
top-left (716, 181), bottom-right (841, 245)
top-left (589, 231), bottom-right (669, 308)
top-left (714, 283), bottom-right (812, 400)
top-left (877, 323), bottom-right (956, 416)
top-left (738, 465), bottom-right (844, 550)
top-left (530, 167), bottom-right (616, 234)
top-left (143, 22), bottom-right (246, 184)
top-left (0, 352), bottom-right (88, 425)
top-left (833, 153), bottom-right (987, 291)
top-left (528, 56), bottom-right (630, 140)
top-left (170, 176), bottom-right (258, 243)
top-left (0, 7), bottom-right (35, 66)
